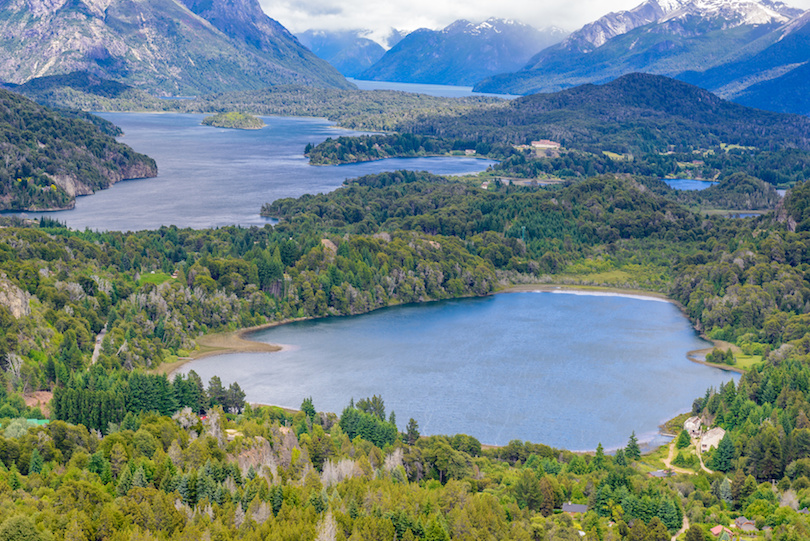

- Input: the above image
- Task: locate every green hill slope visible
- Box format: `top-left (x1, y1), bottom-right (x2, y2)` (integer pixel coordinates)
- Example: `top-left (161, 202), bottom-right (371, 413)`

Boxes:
top-left (0, 89), bottom-right (157, 211)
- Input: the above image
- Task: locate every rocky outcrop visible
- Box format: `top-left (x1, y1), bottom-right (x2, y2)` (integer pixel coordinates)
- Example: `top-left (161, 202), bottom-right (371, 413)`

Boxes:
top-left (0, 0), bottom-right (350, 95)
top-left (0, 276), bottom-right (31, 319)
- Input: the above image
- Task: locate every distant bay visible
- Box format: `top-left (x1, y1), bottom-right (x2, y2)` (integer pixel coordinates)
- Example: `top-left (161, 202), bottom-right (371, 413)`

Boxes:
top-left (348, 78), bottom-right (518, 99)
top-left (13, 113), bottom-right (495, 231)
top-left (178, 290), bottom-right (737, 450)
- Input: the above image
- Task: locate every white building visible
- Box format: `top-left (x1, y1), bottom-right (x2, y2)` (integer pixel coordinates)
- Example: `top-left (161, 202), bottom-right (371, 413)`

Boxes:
top-left (701, 427), bottom-right (726, 452)
top-left (684, 416), bottom-right (702, 438)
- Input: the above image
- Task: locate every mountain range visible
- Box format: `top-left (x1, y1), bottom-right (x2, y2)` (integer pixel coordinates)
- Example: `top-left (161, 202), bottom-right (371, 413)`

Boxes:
top-left (296, 30), bottom-right (387, 78)
top-left (0, 0), bottom-right (351, 96)
top-left (356, 19), bottom-right (567, 86)
top-left (473, 0), bottom-right (809, 114)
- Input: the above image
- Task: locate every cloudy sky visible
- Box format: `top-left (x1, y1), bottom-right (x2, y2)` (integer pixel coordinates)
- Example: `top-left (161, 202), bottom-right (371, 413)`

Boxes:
top-left (260, 0), bottom-right (810, 43)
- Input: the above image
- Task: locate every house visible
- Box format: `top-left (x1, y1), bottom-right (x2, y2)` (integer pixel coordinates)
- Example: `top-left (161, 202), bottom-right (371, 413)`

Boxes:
top-left (465, 149), bottom-right (476, 155)
top-left (531, 140), bottom-right (561, 150)
top-left (734, 516), bottom-right (757, 532)
top-left (701, 427), bottom-right (726, 452)
top-left (562, 502), bottom-right (588, 515)
top-left (684, 416), bottom-right (702, 438)
top-left (710, 525), bottom-right (733, 537)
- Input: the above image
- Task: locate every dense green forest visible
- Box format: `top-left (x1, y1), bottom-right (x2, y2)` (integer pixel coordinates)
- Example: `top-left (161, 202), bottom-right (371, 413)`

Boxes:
top-left (3, 172), bottom-right (810, 537)
top-left (0, 89), bottom-right (157, 211)
top-left (7, 70), bottom-right (810, 538)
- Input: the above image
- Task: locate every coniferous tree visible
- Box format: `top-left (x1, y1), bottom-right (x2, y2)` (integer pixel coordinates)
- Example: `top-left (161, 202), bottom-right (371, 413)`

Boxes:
top-left (626, 432), bottom-right (641, 461)
top-left (710, 434), bottom-right (735, 472)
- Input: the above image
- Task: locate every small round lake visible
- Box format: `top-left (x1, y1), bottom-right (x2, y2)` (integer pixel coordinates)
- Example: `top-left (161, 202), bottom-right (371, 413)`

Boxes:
top-left (178, 290), bottom-right (736, 450)
top-left (13, 113), bottom-right (495, 231)
top-left (663, 179), bottom-right (717, 191)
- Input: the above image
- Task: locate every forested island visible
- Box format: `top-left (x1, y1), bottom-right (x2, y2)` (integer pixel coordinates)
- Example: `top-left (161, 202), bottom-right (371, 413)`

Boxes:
top-left (202, 112), bottom-right (265, 130)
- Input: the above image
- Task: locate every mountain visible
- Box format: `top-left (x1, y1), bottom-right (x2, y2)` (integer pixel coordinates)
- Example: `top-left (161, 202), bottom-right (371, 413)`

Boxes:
top-left (0, 0), bottom-right (351, 96)
top-left (403, 73), bottom-right (810, 153)
top-left (357, 19), bottom-right (567, 86)
top-left (0, 88), bottom-right (156, 211)
top-left (296, 30), bottom-right (386, 77)
top-left (474, 0), bottom-right (802, 95)
top-left (678, 9), bottom-right (810, 114)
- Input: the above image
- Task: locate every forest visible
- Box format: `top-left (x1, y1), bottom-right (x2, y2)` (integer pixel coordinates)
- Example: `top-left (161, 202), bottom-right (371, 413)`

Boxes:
top-left (0, 171), bottom-right (810, 537)
top-left (0, 89), bottom-right (156, 211)
top-left (5, 73), bottom-right (810, 539)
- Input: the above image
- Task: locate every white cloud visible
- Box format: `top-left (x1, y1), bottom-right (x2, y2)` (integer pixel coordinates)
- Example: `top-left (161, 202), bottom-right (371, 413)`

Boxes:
top-left (260, 0), bottom-right (810, 40)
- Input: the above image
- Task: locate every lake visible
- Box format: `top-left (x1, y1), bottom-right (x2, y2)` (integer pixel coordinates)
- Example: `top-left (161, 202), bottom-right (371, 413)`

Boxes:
top-left (663, 179), bottom-right (718, 191)
top-left (13, 113), bottom-right (495, 231)
top-left (348, 78), bottom-right (518, 99)
top-left (178, 290), bottom-right (736, 451)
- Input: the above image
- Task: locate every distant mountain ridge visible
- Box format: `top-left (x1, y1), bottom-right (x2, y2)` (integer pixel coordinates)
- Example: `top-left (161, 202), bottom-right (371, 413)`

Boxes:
top-left (0, 0), bottom-right (351, 96)
top-left (358, 18), bottom-right (567, 86)
top-left (473, 0), bottom-right (807, 112)
top-left (407, 73), bottom-right (810, 153)
top-left (296, 30), bottom-right (386, 77)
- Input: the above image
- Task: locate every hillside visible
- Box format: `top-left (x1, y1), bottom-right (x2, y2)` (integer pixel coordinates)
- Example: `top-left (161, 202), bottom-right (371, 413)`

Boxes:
top-left (408, 73), bottom-right (810, 153)
top-left (473, 0), bottom-right (803, 96)
top-left (0, 89), bottom-right (156, 211)
top-left (0, 0), bottom-right (351, 96)
top-left (678, 10), bottom-right (810, 114)
top-left (296, 30), bottom-right (387, 77)
top-left (358, 19), bottom-right (567, 86)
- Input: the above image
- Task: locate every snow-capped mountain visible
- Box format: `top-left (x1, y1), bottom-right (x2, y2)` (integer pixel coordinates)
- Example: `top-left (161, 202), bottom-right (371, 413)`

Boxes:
top-left (357, 18), bottom-right (567, 86)
top-left (473, 0), bottom-right (806, 102)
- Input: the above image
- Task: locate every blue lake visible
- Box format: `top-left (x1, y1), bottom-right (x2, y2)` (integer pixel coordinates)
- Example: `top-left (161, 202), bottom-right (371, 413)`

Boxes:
top-left (348, 78), bottom-right (518, 99)
top-left (179, 290), bottom-right (736, 450)
top-left (13, 113), bottom-right (495, 231)
top-left (663, 179), bottom-right (718, 191)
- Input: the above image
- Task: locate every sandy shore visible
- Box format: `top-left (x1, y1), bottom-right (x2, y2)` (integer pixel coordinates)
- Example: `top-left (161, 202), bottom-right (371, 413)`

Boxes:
top-left (156, 318), bottom-right (310, 376)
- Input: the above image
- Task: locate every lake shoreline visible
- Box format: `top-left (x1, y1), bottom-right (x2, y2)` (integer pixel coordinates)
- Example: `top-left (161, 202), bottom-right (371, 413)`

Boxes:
top-left (169, 282), bottom-right (738, 452)
top-left (174, 283), bottom-right (736, 376)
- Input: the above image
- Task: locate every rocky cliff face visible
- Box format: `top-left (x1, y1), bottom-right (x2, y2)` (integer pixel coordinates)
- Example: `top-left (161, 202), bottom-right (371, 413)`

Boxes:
top-left (0, 277), bottom-right (30, 319)
top-left (0, 0), bottom-right (350, 95)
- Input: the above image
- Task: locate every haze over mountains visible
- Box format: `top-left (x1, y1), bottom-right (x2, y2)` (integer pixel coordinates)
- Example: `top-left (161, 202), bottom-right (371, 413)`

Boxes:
top-left (0, 0), bottom-right (350, 95)
top-left (355, 19), bottom-right (568, 86)
top-left (296, 30), bottom-right (387, 78)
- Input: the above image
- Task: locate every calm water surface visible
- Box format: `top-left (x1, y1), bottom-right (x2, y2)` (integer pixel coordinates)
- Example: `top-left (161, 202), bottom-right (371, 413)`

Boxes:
top-left (179, 291), bottom-right (736, 450)
top-left (663, 179), bottom-right (718, 191)
top-left (14, 113), bottom-right (494, 231)
top-left (348, 78), bottom-right (518, 99)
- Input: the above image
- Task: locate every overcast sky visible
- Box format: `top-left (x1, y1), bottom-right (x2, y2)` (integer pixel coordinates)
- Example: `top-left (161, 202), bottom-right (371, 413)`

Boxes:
top-left (259, 0), bottom-right (810, 43)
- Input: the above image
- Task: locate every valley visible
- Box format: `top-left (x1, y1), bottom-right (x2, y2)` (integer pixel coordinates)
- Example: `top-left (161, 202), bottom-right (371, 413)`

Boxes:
top-left (0, 0), bottom-right (808, 538)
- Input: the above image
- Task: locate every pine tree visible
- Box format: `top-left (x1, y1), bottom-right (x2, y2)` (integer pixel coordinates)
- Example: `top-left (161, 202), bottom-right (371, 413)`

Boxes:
top-left (406, 418), bottom-right (420, 445)
top-left (592, 443), bottom-right (606, 470)
top-left (132, 466), bottom-right (148, 489)
top-left (28, 449), bottom-right (43, 475)
top-left (116, 464), bottom-right (133, 496)
top-left (626, 432), bottom-right (641, 461)
top-left (676, 429), bottom-right (691, 449)
top-left (710, 434), bottom-right (735, 472)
